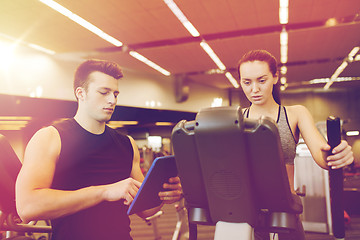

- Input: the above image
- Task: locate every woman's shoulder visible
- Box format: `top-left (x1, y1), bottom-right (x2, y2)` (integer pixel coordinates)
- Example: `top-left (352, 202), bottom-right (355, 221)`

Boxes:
top-left (283, 104), bottom-right (312, 120)
top-left (284, 104), bottom-right (308, 113)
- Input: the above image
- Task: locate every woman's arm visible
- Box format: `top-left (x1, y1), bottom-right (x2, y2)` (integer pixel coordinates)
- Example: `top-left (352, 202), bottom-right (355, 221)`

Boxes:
top-left (294, 105), bottom-right (353, 169)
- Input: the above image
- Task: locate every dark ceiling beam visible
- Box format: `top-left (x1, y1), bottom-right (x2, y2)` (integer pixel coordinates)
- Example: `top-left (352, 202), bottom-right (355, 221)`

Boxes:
top-left (183, 56), bottom-right (345, 77)
top-left (97, 14), bottom-right (360, 53)
top-left (0, 94), bottom-right (196, 123)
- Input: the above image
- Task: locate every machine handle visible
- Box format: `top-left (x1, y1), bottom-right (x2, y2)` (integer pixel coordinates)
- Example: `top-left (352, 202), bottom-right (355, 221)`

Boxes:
top-left (326, 116), bottom-right (345, 239)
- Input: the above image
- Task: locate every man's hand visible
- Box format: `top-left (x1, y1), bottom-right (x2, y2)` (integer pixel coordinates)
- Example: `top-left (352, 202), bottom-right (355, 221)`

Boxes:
top-left (158, 176), bottom-right (182, 204)
top-left (102, 178), bottom-right (142, 205)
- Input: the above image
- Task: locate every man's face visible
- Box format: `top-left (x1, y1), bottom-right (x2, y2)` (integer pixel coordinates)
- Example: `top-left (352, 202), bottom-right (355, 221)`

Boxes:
top-left (81, 71), bottom-right (119, 123)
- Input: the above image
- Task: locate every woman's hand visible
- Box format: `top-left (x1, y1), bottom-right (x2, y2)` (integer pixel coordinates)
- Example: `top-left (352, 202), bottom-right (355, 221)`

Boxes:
top-left (322, 140), bottom-right (354, 169)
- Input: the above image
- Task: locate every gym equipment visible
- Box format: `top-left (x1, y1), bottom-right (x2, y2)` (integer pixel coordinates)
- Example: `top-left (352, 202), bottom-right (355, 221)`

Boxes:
top-left (171, 106), bottom-right (305, 240)
top-left (0, 134), bottom-right (52, 239)
top-left (144, 210), bottom-right (164, 240)
top-left (172, 199), bottom-right (189, 240)
top-left (327, 117), bottom-right (345, 239)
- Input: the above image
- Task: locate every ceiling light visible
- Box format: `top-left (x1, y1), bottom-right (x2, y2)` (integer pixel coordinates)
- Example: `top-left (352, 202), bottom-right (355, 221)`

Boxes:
top-left (279, 0), bottom-right (289, 24)
top-left (280, 30), bottom-right (288, 45)
top-left (108, 121), bottom-right (138, 125)
top-left (200, 41), bottom-right (226, 71)
top-left (309, 77), bottom-right (360, 84)
top-left (211, 98), bottom-right (223, 107)
top-left (280, 27), bottom-right (288, 64)
top-left (324, 46), bottom-right (359, 89)
top-left (0, 116), bottom-right (32, 120)
top-left (164, 0), bottom-right (200, 37)
top-left (155, 122), bottom-right (174, 126)
top-left (346, 131), bottom-right (359, 136)
top-left (0, 125), bottom-right (24, 131)
top-left (309, 78), bottom-right (329, 84)
top-left (324, 62), bottom-right (348, 89)
top-left (279, 8), bottom-right (288, 24)
top-left (354, 54), bottom-right (360, 61)
top-left (0, 118), bottom-right (30, 131)
top-left (129, 51), bottom-right (170, 76)
top-left (225, 72), bottom-right (240, 88)
top-left (348, 46), bottom-right (360, 60)
top-left (107, 121), bottom-right (139, 128)
top-left (0, 121), bottom-right (28, 125)
top-left (280, 65), bottom-right (287, 74)
top-left (280, 55), bottom-right (288, 64)
top-left (279, 0), bottom-right (289, 8)
top-left (206, 69), bottom-right (225, 74)
top-left (325, 18), bottom-right (338, 27)
top-left (280, 45), bottom-right (288, 64)
top-left (330, 62), bottom-right (348, 79)
top-left (39, 0), bottom-right (122, 47)
top-left (337, 61), bottom-right (349, 72)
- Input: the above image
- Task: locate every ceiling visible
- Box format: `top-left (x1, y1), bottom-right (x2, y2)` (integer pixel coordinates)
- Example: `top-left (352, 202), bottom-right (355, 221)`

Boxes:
top-left (1, 0), bottom-right (360, 90)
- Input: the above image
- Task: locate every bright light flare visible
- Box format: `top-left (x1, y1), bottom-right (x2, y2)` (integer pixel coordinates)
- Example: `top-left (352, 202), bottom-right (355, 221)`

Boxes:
top-left (39, 0), bottom-right (123, 47)
top-left (0, 41), bottom-right (16, 70)
top-left (28, 43), bottom-right (55, 55)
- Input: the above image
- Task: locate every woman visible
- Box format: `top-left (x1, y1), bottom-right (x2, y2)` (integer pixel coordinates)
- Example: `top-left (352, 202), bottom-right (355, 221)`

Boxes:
top-left (238, 49), bottom-right (353, 192)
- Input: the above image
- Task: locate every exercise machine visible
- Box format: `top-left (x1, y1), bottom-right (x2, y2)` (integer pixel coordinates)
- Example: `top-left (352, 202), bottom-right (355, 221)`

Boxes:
top-left (0, 134), bottom-right (52, 240)
top-left (171, 106), bottom-right (305, 240)
top-left (327, 117), bottom-right (345, 240)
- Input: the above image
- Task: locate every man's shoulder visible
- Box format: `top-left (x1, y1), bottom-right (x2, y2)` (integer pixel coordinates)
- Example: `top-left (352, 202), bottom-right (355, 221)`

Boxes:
top-left (52, 118), bottom-right (75, 129)
top-left (29, 125), bottom-right (61, 150)
top-left (106, 126), bottom-right (130, 142)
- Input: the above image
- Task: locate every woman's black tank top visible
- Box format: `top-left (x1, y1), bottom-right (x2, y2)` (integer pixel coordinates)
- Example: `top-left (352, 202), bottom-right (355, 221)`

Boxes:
top-left (244, 106), bottom-right (297, 165)
top-left (50, 118), bottom-right (134, 240)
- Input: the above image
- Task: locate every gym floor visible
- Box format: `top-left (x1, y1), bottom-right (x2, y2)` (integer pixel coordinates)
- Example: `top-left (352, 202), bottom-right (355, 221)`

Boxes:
top-left (130, 204), bottom-right (360, 240)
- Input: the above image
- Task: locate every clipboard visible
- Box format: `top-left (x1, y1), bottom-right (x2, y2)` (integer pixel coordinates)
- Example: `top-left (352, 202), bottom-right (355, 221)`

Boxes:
top-left (127, 155), bottom-right (178, 215)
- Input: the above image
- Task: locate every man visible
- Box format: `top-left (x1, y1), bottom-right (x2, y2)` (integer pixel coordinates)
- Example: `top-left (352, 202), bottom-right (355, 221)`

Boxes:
top-left (16, 59), bottom-right (182, 239)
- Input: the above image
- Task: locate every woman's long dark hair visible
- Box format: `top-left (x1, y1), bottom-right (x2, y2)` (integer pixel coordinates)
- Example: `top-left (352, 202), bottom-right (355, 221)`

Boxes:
top-left (237, 50), bottom-right (281, 105)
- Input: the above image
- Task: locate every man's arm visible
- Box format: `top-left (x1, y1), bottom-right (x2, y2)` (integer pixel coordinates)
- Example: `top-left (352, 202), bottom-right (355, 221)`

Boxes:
top-left (16, 127), bottom-right (141, 223)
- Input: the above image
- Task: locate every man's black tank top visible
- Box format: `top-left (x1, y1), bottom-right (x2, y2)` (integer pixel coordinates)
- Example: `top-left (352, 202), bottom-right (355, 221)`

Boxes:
top-left (51, 118), bottom-right (134, 240)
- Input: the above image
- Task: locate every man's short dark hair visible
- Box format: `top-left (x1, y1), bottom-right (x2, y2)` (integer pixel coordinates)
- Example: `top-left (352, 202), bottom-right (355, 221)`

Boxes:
top-left (73, 59), bottom-right (123, 99)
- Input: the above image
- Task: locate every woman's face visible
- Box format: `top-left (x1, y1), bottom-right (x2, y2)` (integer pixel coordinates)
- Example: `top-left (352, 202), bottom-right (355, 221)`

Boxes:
top-left (239, 60), bottom-right (278, 105)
